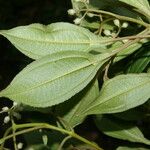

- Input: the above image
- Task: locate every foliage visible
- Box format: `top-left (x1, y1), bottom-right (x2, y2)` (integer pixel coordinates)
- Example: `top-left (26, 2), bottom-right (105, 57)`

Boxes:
top-left (0, 0), bottom-right (150, 149)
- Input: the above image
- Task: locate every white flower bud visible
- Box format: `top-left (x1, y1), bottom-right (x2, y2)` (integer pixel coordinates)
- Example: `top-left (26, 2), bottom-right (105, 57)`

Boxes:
top-left (87, 13), bottom-right (94, 17)
top-left (13, 102), bottom-right (18, 107)
top-left (17, 143), bottom-right (23, 149)
top-left (2, 107), bottom-right (9, 112)
top-left (122, 39), bottom-right (129, 43)
top-left (4, 116), bottom-right (10, 124)
top-left (122, 22), bottom-right (128, 28)
top-left (67, 9), bottom-right (76, 15)
top-left (73, 18), bottom-right (82, 24)
top-left (113, 19), bottom-right (120, 27)
top-left (103, 30), bottom-right (111, 36)
top-left (111, 32), bottom-right (116, 37)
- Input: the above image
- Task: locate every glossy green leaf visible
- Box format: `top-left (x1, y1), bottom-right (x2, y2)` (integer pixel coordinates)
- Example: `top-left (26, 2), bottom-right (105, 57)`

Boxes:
top-left (95, 115), bottom-right (150, 145)
top-left (117, 146), bottom-right (150, 150)
top-left (82, 74), bottom-right (150, 115)
top-left (0, 51), bottom-right (110, 107)
top-left (119, 0), bottom-right (150, 18)
top-left (56, 80), bottom-right (99, 128)
top-left (0, 22), bottom-right (107, 59)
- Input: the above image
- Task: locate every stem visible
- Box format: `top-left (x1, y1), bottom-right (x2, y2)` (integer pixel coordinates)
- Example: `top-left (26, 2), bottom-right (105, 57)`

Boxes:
top-left (58, 136), bottom-right (72, 150)
top-left (0, 127), bottom-right (12, 149)
top-left (111, 28), bottom-right (149, 55)
top-left (11, 119), bottom-right (18, 150)
top-left (110, 38), bottom-right (141, 56)
top-left (80, 9), bottom-right (150, 28)
top-left (0, 123), bottom-right (103, 150)
top-left (103, 34), bottom-right (150, 43)
top-left (114, 26), bottom-right (122, 38)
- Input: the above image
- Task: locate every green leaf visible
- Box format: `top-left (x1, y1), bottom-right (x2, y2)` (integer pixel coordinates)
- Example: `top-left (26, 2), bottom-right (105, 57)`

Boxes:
top-left (97, 41), bottom-right (144, 62)
top-left (82, 74), bottom-right (150, 115)
top-left (119, 0), bottom-right (150, 18)
top-left (117, 146), bottom-right (150, 150)
top-left (126, 47), bottom-right (150, 73)
top-left (95, 115), bottom-right (150, 145)
top-left (56, 80), bottom-right (99, 128)
top-left (0, 51), bottom-right (110, 107)
top-left (115, 42), bottom-right (142, 62)
top-left (0, 22), bottom-right (107, 59)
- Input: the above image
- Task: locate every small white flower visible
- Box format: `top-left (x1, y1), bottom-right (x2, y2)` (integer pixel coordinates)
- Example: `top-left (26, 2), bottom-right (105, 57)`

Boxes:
top-left (87, 13), bottom-right (94, 17)
top-left (122, 39), bottom-right (129, 43)
top-left (2, 107), bottom-right (9, 112)
top-left (67, 9), bottom-right (76, 15)
top-left (74, 18), bottom-right (82, 24)
top-left (13, 102), bottom-right (18, 107)
top-left (122, 22), bottom-right (129, 28)
top-left (111, 32), bottom-right (116, 37)
top-left (103, 30), bottom-right (111, 36)
top-left (113, 19), bottom-right (120, 27)
top-left (17, 142), bottom-right (23, 149)
top-left (4, 116), bottom-right (10, 124)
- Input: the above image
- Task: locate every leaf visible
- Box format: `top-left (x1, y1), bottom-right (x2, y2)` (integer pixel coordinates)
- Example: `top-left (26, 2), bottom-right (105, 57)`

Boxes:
top-left (0, 51), bottom-right (110, 107)
top-left (115, 43), bottom-right (142, 62)
top-left (95, 115), bottom-right (150, 145)
top-left (119, 0), bottom-right (150, 18)
top-left (0, 22), bottom-right (107, 59)
top-left (117, 146), bottom-right (150, 150)
top-left (126, 47), bottom-right (150, 73)
top-left (82, 73), bottom-right (150, 115)
top-left (56, 80), bottom-right (99, 128)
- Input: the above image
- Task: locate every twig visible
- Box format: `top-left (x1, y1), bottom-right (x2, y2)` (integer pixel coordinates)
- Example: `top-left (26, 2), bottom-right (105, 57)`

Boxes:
top-left (58, 136), bottom-right (72, 150)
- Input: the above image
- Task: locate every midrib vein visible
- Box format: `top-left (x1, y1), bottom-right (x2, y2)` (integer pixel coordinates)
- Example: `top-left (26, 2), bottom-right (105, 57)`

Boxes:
top-left (2, 32), bottom-right (100, 45)
top-left (83, 80), bottom-right (150, 114)
top-left (4, 62), bottom-right (95, 96)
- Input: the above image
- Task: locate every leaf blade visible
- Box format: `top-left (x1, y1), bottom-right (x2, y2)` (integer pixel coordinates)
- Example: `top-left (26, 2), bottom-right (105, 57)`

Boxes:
top-left (0, 23), bottom-right (107, 59)
top-left (56, 80), bottom-right (99, 128)
top-left (95, 115), bottom-right (150, 145)
top-left (119, 0), bottom-right (150, 18)
top-left (83, 74), bottom-right (150, 115)
top-left (0, 51), bottom-right (109, 107)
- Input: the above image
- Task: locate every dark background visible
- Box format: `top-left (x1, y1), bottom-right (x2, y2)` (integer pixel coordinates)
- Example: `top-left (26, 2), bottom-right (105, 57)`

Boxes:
top-left (0, 0), bottom-right (72, 148)
top-left (0, 0), bottom-right (71, 92)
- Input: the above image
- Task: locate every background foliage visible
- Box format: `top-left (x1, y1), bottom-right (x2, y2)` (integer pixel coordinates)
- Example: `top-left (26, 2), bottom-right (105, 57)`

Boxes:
top-left (0, 0), bottom-right (150, 150)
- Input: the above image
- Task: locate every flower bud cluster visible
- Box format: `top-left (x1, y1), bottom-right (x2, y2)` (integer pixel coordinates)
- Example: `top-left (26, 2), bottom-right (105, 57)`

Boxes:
top-left (113, 19), bottom-right (129, 28)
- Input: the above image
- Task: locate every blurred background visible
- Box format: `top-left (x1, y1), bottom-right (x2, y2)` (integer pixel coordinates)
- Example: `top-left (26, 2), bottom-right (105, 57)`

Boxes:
top-left (0, 0), bottom-right (71, 85)
top-left (0, 0), bottom-right (71, 95)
